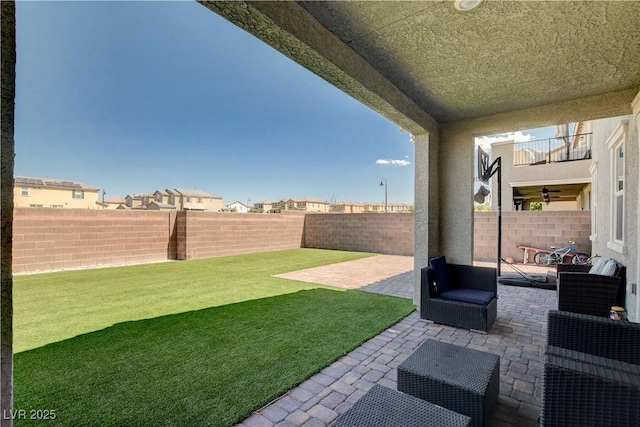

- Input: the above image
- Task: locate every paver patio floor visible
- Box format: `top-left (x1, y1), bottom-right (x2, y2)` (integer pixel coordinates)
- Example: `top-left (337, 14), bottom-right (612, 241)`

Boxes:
top-left (239, 255), bottom-right (556, 427)
top-left (274, 255), bottom-right (414, 291)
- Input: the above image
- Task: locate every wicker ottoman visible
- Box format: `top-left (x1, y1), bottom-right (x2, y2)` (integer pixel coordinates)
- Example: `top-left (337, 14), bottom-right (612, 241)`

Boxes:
top-left (331, 384), bottom-right (471, 427)
top-left (397, 340), bottom-right (500, 427)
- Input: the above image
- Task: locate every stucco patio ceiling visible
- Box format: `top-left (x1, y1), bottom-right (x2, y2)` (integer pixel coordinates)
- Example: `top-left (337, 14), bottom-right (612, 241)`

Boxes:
top-left (200, 1), bottom-right (640, 134)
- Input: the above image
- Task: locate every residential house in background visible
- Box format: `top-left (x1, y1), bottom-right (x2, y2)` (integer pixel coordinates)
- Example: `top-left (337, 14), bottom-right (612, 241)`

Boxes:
top-left (14, 176), bottom-right (101, 209)
top-left (254, 200), bottom-right (277, 213)
top-left (153, 190), bottom-right (171, 205)
top-left (101, 198), bottom-right (125, 209)
top-left (359, 202), bottom-right (413, 213)
top-left (147, 201), bottom-right (177, 210)
top-left (124, 193), bottom-right (153, 209)
top-left (491, 126), bottom-right (593, 212)
top-left (255, 198), bottom-right (330, 213)
top-left (224, 201), bottom-right (250, 213)
top-left (289, 197), bottom-right (330, 212)
top-left (331, 201), bottom-right (366, 213)
top-left (168, 188), bottom-right (223, 211)
top-left (121, 188), bottom-right (223, 211)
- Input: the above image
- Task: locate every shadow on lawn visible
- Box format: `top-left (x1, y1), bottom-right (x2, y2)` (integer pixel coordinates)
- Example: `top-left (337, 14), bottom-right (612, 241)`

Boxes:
top-left (14, 288), bottom-right (414, 427)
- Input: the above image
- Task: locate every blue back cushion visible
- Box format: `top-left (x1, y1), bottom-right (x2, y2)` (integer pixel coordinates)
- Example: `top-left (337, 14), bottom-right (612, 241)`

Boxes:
top-left (440, 288), bottom-right (494, 305)
top-left (429, 256), bottom-right (450, 296)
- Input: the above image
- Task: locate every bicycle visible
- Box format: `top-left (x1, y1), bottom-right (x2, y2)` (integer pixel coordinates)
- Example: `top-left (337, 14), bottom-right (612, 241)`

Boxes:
top-left (533, 241), bottom-right (589, 266)
top-left (574, 253), bottom-right (601, 266)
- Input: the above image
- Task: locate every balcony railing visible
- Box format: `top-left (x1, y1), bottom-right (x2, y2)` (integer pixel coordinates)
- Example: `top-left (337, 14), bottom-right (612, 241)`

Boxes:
top-left (513, 133), bottom-right (592, 166)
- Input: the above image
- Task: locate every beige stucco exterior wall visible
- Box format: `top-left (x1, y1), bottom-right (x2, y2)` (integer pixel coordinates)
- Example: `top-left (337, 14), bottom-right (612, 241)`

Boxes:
top-left (183, 197), bottom-right (223, 212)
top-left (302, 202), bottom-right (329, 212)
top-left (634, 91), bottom-right (640, 322)
top-left (589, 112), bottom-right (639, 321)
top-left (413, 131), bottom-right (439, 305)
top-left (14, 186), bottom-right (100, 209)
top-left (491, 141), bottom-right (591, 212)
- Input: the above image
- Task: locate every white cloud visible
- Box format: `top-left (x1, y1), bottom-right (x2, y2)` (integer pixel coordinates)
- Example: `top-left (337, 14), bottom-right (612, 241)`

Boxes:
top-left (474, 131), bottom-right (535, 152)
top-left (376, 159), bottom-right (411, 166)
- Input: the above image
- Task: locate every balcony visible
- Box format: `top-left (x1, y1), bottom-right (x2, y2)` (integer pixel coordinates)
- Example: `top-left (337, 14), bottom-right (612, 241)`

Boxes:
top-left (513, 133), bottom-right (592, 166)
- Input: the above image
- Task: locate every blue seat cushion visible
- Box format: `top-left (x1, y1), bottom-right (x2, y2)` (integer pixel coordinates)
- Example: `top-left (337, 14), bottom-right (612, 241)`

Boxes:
top-left (440, 288), bottom-right (494, 306)
top-left (429, 256), bottom-right (450, 296)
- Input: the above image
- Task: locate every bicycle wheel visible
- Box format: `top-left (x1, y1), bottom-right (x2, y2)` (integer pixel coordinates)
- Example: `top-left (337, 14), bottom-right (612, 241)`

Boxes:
top-left (550, 253), bottom-right (564, 265)
top-left (571, 253), bottom-right (589, 265)
top-left (534, 252), bottom-right (550, 266)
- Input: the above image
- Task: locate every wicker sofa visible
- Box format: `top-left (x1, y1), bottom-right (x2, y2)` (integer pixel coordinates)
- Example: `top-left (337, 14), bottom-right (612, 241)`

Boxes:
top-left (556, 260), bottom-right (625, 317)
top-left (541, 310), bottom-right (640, 427)
top-left (420, 257), bottom-right (497, 332)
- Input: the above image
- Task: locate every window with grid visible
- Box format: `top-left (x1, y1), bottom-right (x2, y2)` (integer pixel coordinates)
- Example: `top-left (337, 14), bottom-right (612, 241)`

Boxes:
top-left (606, 121), bottom-right (627, 252)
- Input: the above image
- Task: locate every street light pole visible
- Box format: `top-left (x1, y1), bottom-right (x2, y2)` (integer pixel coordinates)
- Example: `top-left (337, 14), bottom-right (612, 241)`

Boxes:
top-left (379, 178), bottom-right (388, 212)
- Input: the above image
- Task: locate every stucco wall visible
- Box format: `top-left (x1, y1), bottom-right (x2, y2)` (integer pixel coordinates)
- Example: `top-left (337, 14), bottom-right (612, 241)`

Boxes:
top-left (474, 211), bottom-right (591, 263)
top-left (491, 140), bottom-right (591, 212)
top-left (303, 213), bottom-right (414, 256)
top-left (589, 114), bottom-right (638, 320)
top-left (13, 187), bottom-right (100, 209)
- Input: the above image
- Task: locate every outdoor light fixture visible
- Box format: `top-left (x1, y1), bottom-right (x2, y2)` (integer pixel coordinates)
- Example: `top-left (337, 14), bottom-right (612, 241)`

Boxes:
top-left (379, 178), bottom-right (388, 212)
top-left (541, 187), bottom-right (550, 199)
top-left (513, 196), bottom-right (526, 211)
top-left (454, 0), bottom-right (484, 11)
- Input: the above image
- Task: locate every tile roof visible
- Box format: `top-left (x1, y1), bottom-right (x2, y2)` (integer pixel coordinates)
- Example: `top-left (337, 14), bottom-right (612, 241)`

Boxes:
top-left (104, 198), bottom-right (125, 204)
top-left (293, 197), bottom-right (328, 203)
top-left (172, 188), bottom-right (222, 198)
top-left (149, 201), bottom-right (176, 209)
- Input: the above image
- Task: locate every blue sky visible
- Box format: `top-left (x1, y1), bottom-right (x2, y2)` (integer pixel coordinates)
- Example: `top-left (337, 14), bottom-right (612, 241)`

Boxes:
top-left (14, 1), bottom-right (415, 205)
top-left (15, 1), bottom-right (560, 206)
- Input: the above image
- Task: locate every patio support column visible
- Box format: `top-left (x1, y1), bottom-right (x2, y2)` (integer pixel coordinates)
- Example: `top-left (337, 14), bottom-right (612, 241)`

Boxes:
top-left (632, 90), bottom-right (640, 322)
top-left (1, 1), bottom-right (16, 425)
top-left (414, 131), bottom-right (439, 306)
top-left (439, 124), bottom-right (476, 265)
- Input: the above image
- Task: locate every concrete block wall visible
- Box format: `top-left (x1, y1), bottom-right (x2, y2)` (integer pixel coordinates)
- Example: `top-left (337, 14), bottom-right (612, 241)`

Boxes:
top-left (303, 213), bottom-right (414, 256)
top-left (12, 208), bottom-right (590, 273)
top-left (474, 211), bottom-right (592, 263)
top-left (176, 211), bottom-right (305, 260)
top-left (13, 208), bottom-right (175, 274)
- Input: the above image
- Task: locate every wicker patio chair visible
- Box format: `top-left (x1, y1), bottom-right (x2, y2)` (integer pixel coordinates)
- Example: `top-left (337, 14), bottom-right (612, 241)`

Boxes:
top-left (420, 256), bottom-right (497, 332)
top-left (546, 310), bottom-right (640, 364)
top-left (541, 310), bottom-right (640, 427)
top-left (556, 261), bottom-right (625, 317)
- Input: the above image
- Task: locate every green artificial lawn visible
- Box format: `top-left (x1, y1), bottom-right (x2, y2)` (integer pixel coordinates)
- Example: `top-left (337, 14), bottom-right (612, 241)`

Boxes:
top-left (14, 248), bottom-right (374, 352)
top-left (13, 249), bottom-right (415, 426)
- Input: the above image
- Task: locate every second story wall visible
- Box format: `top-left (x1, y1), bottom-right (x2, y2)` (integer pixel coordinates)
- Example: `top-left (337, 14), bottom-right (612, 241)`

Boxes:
top-left (14, 186), bottom-right (100, 209)
top-left (492, 140), bottom-right (592, 212)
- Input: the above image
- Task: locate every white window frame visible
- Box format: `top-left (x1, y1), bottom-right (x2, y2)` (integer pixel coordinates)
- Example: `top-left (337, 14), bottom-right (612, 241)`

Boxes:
top-left (606, 121), bottom-right (628, 253)
top-left (21, 187), bottom-right (29, 196)
top-left (73, 190), bottom-right (84, 199)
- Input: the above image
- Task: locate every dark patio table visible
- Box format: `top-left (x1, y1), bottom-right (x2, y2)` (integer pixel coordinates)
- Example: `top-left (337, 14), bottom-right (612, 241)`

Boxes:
top-left (397, 339), bottom-right (500, 427)
top-left (331, 384), bottom-right (471, 427)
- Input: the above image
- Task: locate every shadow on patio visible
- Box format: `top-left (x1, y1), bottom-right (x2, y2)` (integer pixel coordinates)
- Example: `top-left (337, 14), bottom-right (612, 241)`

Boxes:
top-left (242, 258), bottom-right (554, 427)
